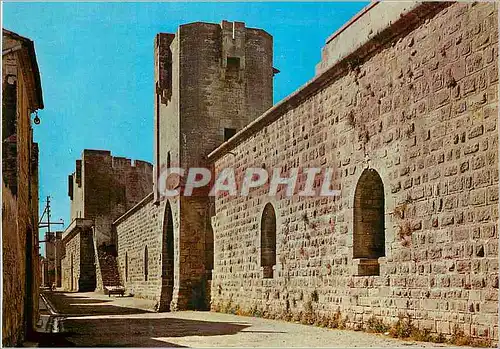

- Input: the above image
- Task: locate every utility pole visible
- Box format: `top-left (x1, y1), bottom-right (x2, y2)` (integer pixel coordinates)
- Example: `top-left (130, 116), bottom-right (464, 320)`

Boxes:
top-left (39, 196), bottom-right (64, 288)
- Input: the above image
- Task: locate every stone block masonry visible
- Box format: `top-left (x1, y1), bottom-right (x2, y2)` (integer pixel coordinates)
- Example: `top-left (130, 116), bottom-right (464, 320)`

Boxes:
top-left (114, 194), bottom-right (165, 304)
top-left (2, 29), bottom-right (43, 346)
top-left (114, 193), bottom-right (212, 311)
top-left (208, 2), bottom-right (498, 343)
top-left (60, 5), bottom-right (498, 345)
top-left (60, 219), bottom-right (96, 292)
top-left (125, 20), bottom-right (276, 311)
top-left (61, 231), bottom-right (80, 292)
top-left (62, 150), bottom-right (153, 292)
top-left (68, 149), bottom-right (154, 247)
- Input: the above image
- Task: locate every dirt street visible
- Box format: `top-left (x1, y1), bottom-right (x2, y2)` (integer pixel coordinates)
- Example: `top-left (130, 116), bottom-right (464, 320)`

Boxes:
top-left (37, 291), bottom-right (469, 348)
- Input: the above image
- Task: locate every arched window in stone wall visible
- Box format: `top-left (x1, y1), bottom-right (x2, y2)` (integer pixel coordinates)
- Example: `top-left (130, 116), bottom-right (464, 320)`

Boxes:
top-left (144, 246), bottom-right (149, 281)
top-left (353, 168), bottom-right (385, 276)
top-left (125, 251), bottom-right (128, 282)
top-left (261, 203), bottom-right (277, 279)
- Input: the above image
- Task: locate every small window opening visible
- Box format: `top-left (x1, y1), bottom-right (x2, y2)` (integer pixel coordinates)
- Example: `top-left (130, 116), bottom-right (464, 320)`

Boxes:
top-left (125, 251), bottom-right (128, 282)
top-left (261, 203), bottom-right (277, 278)
top-left (226, 57), bottom-right (240, 71)
top-left (144, 246), bottom-right (149, 281)
top-left (68, 175), bottom-right (74, 200)
top-left (224, 128), bottom-right (237, 142)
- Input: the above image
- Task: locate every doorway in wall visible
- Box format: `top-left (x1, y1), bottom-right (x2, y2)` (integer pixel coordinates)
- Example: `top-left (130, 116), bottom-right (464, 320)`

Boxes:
top-left (159, 200), bottom-right (174, 311)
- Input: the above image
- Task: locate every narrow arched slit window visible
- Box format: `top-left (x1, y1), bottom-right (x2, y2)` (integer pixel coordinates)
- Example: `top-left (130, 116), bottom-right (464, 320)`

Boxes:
top-left (144, 246), bottom-right (149, 281)
top-left (125, 251), bottom-right (128, 282)
top-left (261, 203), bottom-right (277, 278)
top-left (353, 168), bottom-right (385, 276)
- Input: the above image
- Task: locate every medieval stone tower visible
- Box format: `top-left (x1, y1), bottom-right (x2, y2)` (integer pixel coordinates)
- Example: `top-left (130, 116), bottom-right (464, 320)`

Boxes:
top-left (152, 20), bottom-right (274, 310)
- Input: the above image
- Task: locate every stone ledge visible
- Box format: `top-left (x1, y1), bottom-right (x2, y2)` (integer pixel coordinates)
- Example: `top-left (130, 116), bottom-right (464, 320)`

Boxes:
top-left (62, 218), bottom-right (94, 243)
top-left (316, 2), bottom-right (420, 75)
top-left (352, 258), bottom-right (381, 277)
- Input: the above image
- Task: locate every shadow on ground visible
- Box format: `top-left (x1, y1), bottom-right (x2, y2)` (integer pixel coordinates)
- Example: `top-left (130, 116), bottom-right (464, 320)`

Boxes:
top-left (41, 291), bottom-right (253, 347)
top-left (43, 291), bottom-right (148, 316)
top-left (62, 317), bottom-right (251, 347)
top-left (31, 331), bottom-right (78, 347)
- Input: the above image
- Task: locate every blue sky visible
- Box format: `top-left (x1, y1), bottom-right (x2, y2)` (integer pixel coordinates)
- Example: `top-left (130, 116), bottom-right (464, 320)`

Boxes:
top-left (3, 2), bottom-right (367, 255)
